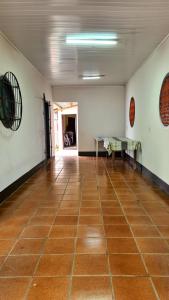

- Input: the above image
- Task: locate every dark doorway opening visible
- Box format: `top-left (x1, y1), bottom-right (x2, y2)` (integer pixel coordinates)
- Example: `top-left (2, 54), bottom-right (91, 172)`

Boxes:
top-left (43, 94), bottom-right (52, 159)
top-left (62, 114), bottom-right (77, 149)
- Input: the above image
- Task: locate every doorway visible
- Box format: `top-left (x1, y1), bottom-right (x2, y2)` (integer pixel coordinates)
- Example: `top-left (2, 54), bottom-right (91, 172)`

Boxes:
top-left (62, 114), bottom-right (77, 149)
top-left (53, 102), bottom-right (78, 156)
top-left (43, 94), bottom-right (52, 160)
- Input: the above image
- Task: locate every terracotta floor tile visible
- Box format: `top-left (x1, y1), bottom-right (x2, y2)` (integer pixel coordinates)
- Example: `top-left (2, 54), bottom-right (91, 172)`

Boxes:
top-left (0, 257), bottom-right (6, 270)
top-left (2, 157), bottom-right (169, 299)
top-left (49, 225), bottom-right (77, 238)
top-left (144, 207), bottom-right (169, 215)
top-left (77, 225), bottom-right (105, 237)
top-left (131, 225), bottom-right (160, 237)
top-left (81, 201), bottom-right (100, 207)
top-left (49, 189), bottom-right (65, 195)
top-left (114, 189), bottom-right (132, 195)
top-left (27, 277), bottom-right (70, 300)
top-left (102, 207), bottom-right (123, 215)
top-left (2, 216), bottom-right (30, 227)
top-left (35, 207), bottom-right (58, 216)
top-left (63, 195), bottom-right (80, 200)
top-left (0, 226), bottom-right (23, 239)
top-left (121, 203), bottom-right (142, 209)
top-left (143, 254), bottom-right (169, 275)
top-left (29, 216), bottom-right (55, 225)
top-left (44, 238), bottom-right (75, 253)
top-left (74, 254), bottom-right (109, 275)
top-left (71, 276), bottom-right (112, 300)
top-left (109, 254), bottom-right (147, 275)
top-left (0, 240), bottom-right (15, 255)
top-left (0, 255), bottom-right (39, 276)
top-left (136, 238), bottom-right (169, 253)
top-left (107, 238), bottom-right (138, 253)
top-left (103, 216), bottom-right (127, 225)
top-left (20, 225), bottom-right (51, 238)
top-left (79, 216), bottom-right (102, 225)
top-left (112, 277), bottom-right (157, 300)
top-left (76, 238), bottom-right (107, 253)
top-left (82, 196), bottom-right (99, 201)
top-left (57, 208), bottom-right (79, 215)
top-left (60, 201), bottom-right (80, 208)
top-left (54, 216), bottom-right (78, 225)
top-left (40, 201), bottom-right (59, 208)
top-left (82, 188), bottom-right (98, 192)
top-left (118, 195), bottom-right (137, 201)
top-left (35, 254), bottom-right (73, 276)
top-left (43, 195), bottom-right (63, 201)
top-left (151, 215), bottom-right (169, 225)
top-left (100, 196), bottom-right (117, 201)
top-left (101, 201), bottom-right (120, 207)
top-left (152, 277), bottom-right (169, 300)
top-left (104, 225), bottom-right (132, 237)
top-left (158, 226), bottom-right (169, 237)
top-left (11, 238), bottom-right (45, 254)
top-left (126, 215), bottom-right (153, 225)
top-left (0, 278), bottom-right (30, 300)
top-left (123, 207), bottom-right (147, 215)
top-left (79, 208), bottom-right (101, 215)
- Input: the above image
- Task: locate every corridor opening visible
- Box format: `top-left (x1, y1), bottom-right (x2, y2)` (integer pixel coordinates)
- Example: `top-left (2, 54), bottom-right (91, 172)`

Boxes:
top-left (53, 102), bottom-right (78, 157)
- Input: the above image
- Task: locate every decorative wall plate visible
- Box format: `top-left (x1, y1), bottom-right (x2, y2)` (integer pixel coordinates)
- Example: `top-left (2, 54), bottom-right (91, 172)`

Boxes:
top-left (160, 73), bottom-right (169, 126)
top-left (129, 97), bottom-right (135, 127)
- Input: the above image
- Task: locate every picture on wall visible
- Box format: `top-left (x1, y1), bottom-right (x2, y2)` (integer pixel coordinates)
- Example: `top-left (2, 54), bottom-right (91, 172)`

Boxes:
top-left (129, 97), bottom-right (135, 127)
top-left (160, 73), bottom-right (169, 126)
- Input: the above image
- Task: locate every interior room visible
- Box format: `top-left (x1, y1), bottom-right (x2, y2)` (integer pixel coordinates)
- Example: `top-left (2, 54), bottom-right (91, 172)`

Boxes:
top-left (0, 1), bottom-right (169, 299)
top-left (53, 102), bottom-right (78, 156)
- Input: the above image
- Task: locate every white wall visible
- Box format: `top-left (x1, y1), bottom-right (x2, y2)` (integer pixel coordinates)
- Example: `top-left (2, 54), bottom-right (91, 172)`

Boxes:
top-left (52, 86), bottom-right (125, 152)
top-left (0, 33), bottom-right (53, 191)
top-left (126, 35), bottom-right (169, 185)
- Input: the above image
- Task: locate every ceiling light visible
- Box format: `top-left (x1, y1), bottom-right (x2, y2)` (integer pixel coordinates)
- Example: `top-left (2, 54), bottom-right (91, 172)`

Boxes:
top-left (80, 74), bottom-right (105, 80)
top-left (83, 76), bottom-right (101, 80)
top-left (66, 33), bottom-right (118, 46)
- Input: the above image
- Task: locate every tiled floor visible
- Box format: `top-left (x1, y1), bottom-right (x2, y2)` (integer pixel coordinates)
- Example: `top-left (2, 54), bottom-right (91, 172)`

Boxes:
top-left (0, 156), bottom-right (169, 299)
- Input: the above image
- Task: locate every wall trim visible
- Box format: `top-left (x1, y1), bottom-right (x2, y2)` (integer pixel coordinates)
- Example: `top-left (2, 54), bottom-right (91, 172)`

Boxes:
top-left (0, 160), bottom-right (46, 203)
top-left (78, 151), bottom-right (122, 158)
top-left (126, 154), bottom-right (169, 195)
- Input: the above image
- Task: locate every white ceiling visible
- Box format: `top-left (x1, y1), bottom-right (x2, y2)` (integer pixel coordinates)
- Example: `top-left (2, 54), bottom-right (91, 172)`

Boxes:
top-left (0, 1), bottom-right (169, 86)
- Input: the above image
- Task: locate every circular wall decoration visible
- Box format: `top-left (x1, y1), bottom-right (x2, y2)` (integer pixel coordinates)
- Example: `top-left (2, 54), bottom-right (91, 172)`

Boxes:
top-left (160, 73), bottom-right (169, 126)
top-left (129, 97), bottom-right (135, 127)
top-left (0, 72), bottom-right (22, 131)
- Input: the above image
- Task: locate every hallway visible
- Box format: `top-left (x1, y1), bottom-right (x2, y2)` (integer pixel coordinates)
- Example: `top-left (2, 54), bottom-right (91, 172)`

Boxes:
top-left (0, 157), bottom-right (169, 299)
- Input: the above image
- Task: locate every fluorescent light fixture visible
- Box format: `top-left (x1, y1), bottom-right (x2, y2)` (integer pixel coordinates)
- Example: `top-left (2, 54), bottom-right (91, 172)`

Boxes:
top-left (66, 33), bottom-right (118, 46)
top-left (83, 76), bottom-right (101, 80)
top-left (67, 39), bottom-right (117, 45)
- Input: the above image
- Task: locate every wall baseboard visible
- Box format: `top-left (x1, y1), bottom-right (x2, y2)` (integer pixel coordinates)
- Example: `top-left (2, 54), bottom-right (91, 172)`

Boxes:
top-left (0, 160), bottom-right (46, 203)
top-left (126, 154), bottom-right (169, 195)
top-left (78, 151), bottom-right (122, 157)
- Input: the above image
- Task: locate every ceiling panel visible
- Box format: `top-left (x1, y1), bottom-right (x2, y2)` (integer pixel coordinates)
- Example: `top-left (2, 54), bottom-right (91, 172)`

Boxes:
top-left (0, 0), bottom-right (169, 85)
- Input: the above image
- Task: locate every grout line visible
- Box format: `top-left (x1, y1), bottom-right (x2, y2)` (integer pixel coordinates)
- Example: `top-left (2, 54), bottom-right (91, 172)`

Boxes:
top-left (149, 277), bottom-right (161, 300)
top-left (103, 158), bottom-right (159, 299)
top-left (113, 163), bottom-right (162, 300)
top-left (23, 168), bottom-right (65, 300)
top-left (67, 176), bottom-right (81, 300)
top-left (97, 160), bottom-right (115, 300)
top-left (1, 157), bottom-right (169, 300)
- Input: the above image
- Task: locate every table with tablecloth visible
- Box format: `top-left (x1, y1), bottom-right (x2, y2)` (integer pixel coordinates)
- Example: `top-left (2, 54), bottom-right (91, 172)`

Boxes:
top-left (94, 137), bottom-right (141, 168)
